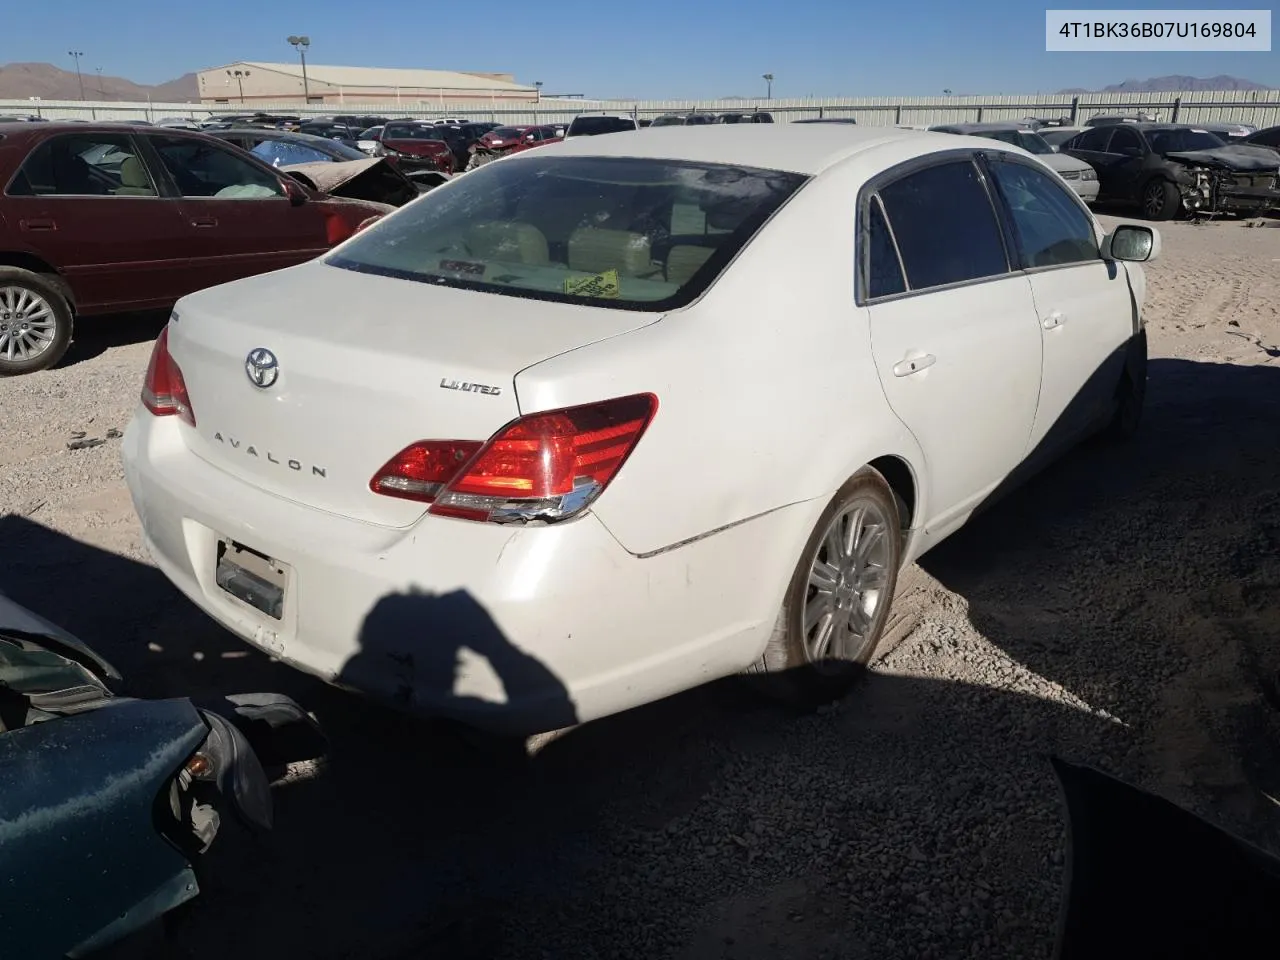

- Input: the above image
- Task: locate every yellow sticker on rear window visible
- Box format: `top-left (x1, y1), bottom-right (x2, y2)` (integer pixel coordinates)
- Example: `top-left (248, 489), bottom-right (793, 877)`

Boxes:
top-left (563, 269), bottom-right (620, 299)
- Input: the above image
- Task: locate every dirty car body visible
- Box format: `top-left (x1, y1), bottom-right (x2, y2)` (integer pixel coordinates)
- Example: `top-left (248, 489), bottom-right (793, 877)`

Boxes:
top-left (0, 590), bottom-right (323, 960)
top-left (1062, 123), bottom-right (1280, 218)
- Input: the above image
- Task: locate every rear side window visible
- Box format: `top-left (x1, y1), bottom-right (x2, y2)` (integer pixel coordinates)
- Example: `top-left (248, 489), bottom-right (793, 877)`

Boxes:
top-left (876, 160), bottom-right (1008, 291)
top-left (1071, 127), bottom-right (1112, 151)
top-left (8, 133), bottom-right (156, 197)
top-left (328, 155), bottom-right (806, 312)
top-left (865, 197), bottom-right (905, 298)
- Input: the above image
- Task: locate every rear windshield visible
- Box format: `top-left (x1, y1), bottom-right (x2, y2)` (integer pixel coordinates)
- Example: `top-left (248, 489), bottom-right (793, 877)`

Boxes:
top-left (489, 126), bottom-right (526, 139)
top-left (328, 155), bottom-right (805, 312)
top-left (1147, 129), bottom-right (1227, 154)
top-left (569, 116), bottom-right (636, 135)
top-left (383, 123), bottom-right (448, 141)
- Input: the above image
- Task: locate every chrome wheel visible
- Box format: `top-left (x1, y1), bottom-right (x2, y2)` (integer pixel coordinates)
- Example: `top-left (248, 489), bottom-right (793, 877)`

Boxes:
top-left (0, 285), bottom-right (57, 363)
top-left (802, 499), bottom-right (892, 670)
top-left (1142, 182), bottom-right (1165, 219)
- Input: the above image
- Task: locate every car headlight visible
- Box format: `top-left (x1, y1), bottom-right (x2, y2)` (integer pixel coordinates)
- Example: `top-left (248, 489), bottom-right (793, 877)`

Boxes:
top-left (1080, 168), bottom-right (1097, 181)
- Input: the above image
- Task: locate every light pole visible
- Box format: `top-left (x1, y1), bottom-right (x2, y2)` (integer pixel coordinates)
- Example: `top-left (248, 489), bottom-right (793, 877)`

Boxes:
top-left (534, 80), bottom-right (543, 102)
top-left (226, 69), bottom-right (250, 103)
top-left (95, 66), bottom-right (104, 98)
top-left (287, 36), bottom-right (311, 103)
top-left (762, 73), bottom-right (774, 100)
top-left (68, 51), bottom-right (86, 100)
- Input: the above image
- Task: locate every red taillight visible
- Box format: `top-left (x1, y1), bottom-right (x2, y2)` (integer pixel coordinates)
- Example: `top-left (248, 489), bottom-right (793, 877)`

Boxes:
top-left (141, 326), bottom-right (195, 426)
top-left (369, 440), bottom-right (483, 501)
top-left (368, 393), bottom-right (657, 523)
top-left (325, 212), bottom-right (354, 246)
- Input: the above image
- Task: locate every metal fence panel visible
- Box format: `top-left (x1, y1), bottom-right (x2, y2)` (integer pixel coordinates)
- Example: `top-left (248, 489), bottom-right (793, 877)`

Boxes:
top-left (3, 90), bottom-right (1280, 129)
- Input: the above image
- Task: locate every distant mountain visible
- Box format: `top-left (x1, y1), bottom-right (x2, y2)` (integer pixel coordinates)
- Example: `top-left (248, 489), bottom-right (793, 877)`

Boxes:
top-left (1059, 75), bottom-right (1270, 94)
top-left (0, 62), bottom-right (199, 102)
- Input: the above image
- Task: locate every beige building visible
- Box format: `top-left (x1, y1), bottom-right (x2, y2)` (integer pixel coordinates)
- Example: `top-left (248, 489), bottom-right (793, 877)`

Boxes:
top-left (197, 61), bottom-right (538, 105)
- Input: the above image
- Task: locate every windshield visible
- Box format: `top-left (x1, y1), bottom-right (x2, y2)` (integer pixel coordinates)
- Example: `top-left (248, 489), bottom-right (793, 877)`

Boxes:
top-left (650, 116), bottom-right (686, 127)
top-left (358, 126), bottom-right (383, 139)
top-left (1014, 132), bottom-right (1053, 154)
top-left (1147, 129), bottom-right (1228, 154)
top-left (570, 116), bottom-right (636, 135)
top-left (384, 123), bottom-right (448, 141)
top-left (328, 155), bottom-right (806, 312)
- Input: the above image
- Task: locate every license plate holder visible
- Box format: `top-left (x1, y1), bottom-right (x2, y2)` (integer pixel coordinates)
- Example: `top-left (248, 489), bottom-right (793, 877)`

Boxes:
top-left (215, 539), bottom-right (288, 621)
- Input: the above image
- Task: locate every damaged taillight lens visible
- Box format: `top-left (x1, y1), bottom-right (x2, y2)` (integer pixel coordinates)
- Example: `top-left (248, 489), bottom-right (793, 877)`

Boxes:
top-left (141, 325), bottom-right (196, 426)
top-left (368, 394), bottom-right (658, 523)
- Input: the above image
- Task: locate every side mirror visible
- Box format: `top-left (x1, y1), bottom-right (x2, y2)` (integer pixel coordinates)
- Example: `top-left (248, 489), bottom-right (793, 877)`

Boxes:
top-left (283, 178), bottom-right (308, 207)
top-left (1101, 224), bottom-right (1160, 263)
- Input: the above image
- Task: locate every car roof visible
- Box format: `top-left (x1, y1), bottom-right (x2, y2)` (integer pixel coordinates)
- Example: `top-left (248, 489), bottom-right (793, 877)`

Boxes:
top-left (935, 122), bottom-right (1034, 133)
top-left (0, 121), bottom-right (203, 136)
top-left (531, 124), bottom-right (953, 175)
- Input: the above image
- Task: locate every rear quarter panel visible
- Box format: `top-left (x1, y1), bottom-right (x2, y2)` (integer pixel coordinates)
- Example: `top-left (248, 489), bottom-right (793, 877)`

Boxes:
top-left (513, 151), bottom-right (926, 558)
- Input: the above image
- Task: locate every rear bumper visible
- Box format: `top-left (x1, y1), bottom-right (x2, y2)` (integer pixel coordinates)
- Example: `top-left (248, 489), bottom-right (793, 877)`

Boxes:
top-left (122, 412), bottom-right (818, 735)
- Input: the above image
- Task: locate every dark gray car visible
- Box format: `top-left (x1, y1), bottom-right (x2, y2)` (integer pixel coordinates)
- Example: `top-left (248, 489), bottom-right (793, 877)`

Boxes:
top-left (0, 591), bottom-right (324, 959)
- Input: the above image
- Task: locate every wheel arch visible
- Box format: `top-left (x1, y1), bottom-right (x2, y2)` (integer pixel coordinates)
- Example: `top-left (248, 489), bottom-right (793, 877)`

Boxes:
top-left (0, 252), bottom-right (75, 311)
top-left (867, 454), bottom-right (918, 532)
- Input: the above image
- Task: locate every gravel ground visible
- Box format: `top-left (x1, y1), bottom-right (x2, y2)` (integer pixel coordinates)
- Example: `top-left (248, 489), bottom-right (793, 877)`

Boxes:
top-left (3, 214), bottom-right (1280, 959)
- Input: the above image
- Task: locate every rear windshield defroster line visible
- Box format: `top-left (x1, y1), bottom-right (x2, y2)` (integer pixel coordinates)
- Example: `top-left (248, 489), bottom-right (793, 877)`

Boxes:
top-left (326, 155), bottom-right (807, 312)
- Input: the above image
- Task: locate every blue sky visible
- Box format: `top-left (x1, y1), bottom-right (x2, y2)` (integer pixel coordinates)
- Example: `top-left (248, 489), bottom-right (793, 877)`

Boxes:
top-left (5, 0), bottom-right (1278, 98)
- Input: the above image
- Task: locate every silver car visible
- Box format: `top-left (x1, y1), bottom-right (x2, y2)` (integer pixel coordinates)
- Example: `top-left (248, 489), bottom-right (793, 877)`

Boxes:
top-left (929, 123), bottom-right (1099, 202)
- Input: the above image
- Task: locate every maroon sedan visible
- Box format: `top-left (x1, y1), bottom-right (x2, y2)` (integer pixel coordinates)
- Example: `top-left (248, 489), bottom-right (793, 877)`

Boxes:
top-left (0, 123), bottom-right (394, 375)
top-left (374, 121), bottom-right (456, 175)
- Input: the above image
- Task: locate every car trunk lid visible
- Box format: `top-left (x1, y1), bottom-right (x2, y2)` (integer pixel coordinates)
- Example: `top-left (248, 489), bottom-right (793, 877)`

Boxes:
top-left (168, 261), bottom-right (659, 527)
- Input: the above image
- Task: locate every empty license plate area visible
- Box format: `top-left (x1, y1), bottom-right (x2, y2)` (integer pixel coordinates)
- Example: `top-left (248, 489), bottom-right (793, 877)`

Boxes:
top-left (215, 539), bottom-right (288, 621)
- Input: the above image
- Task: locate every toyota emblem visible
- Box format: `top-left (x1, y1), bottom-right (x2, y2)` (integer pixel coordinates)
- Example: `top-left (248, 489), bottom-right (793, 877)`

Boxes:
top-left (245, 347), bottom-right (280, 389)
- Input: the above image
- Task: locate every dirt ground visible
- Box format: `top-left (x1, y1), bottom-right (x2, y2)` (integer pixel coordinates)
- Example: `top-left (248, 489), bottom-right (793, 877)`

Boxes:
top-left (2, 212), bottom-right (1280, 959)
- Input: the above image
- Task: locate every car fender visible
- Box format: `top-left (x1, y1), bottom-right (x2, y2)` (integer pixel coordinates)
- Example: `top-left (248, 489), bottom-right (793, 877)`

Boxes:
top-left (0, 698), bottom-right (208, 960)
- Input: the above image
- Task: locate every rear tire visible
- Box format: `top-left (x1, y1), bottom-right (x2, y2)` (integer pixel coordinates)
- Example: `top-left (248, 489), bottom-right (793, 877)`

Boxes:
top-left (0, 267), bottom-right (73, 376)
top-left (1140, 178), bottom-right (1181, 221)
top-left (745, 468), bottom-right (903, 707)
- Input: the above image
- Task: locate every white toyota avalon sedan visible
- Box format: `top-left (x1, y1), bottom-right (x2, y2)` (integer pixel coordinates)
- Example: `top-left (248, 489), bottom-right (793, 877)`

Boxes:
top-left (122, 125), bottom-right (1160, 735)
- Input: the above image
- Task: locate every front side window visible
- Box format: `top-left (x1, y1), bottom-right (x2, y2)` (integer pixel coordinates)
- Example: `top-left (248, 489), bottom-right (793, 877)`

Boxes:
top-left (328, 155), bottom-right (806, 311)
top-left (150, 135), bottom-right (285, 199)
top-left (8, 133), bottom-right (156, 197)
top-left (251, 140), bottom-right (332, 167)
top-left (876, 160), bottom-right (1008, 291)
top-left (1146, 129), bottom-right (1226, 155)
top-left (988, 159), bottom-right (1098, 268)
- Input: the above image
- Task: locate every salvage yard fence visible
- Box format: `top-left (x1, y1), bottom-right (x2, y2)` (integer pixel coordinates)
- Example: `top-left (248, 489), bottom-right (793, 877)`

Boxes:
top-left (5, 89), bottom-right (1280, 129)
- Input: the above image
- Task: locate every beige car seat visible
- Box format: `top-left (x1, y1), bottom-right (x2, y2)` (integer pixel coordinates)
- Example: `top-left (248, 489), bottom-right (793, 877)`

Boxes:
top-left (665, 245), bottom-right (715, 285)
top-left (567, 227), bottom-right (653, 277)
top-left (465, 221), bottom-right (551, 265)
top-left (114, 156), bottom-right (155, 196)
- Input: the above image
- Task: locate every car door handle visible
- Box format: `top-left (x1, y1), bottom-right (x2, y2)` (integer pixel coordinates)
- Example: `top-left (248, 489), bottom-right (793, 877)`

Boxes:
top-left (892, 353), bottom-right (936, 378)
top-left (1042, 311), bottom-right (1067, 330)
top-left (191, 217), bottom-right (218, 228)
top-left (20, 218), bottom-right (56, 231)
